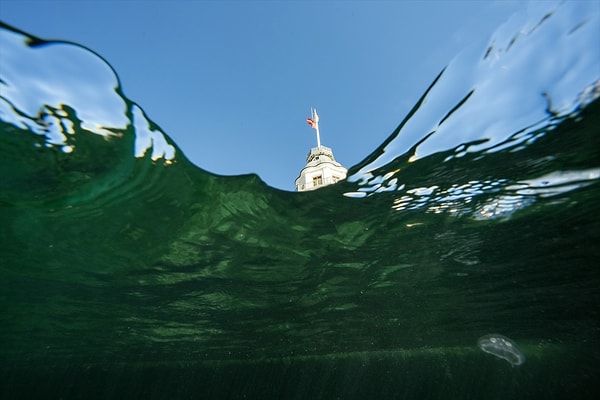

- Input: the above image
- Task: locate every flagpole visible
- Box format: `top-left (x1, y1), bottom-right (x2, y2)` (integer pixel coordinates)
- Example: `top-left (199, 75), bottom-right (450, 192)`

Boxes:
top-left (313, 108), bottom-right (322, 148)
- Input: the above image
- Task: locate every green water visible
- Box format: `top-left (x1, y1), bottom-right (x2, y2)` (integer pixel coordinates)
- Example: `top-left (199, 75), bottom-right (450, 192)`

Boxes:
top-left (1, 5), bottom-right (600, 399)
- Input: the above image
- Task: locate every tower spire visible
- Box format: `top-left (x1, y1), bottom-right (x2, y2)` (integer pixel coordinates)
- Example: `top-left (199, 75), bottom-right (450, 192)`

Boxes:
top-left (297, 108), bottom-right (347, 191)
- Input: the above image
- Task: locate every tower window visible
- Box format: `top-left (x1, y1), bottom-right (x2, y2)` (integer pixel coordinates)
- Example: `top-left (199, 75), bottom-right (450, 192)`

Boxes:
top-left (313, 175), bottom-right (323, 186)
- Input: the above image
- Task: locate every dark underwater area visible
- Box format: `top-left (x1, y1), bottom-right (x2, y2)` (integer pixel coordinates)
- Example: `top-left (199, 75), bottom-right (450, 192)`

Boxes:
top-left (1, 2), bottom-right (600, 399)
top-left (2, 101), bottom-right (599, 400)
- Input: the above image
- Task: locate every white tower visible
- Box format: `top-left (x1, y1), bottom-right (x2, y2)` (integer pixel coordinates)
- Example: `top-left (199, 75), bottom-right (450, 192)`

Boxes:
top-left (295, 108), bottom-right (347, 191)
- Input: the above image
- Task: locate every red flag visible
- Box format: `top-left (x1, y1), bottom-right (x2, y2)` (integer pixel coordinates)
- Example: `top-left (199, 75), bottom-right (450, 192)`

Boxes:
top-left (307, 118), bottom-right (316, 128)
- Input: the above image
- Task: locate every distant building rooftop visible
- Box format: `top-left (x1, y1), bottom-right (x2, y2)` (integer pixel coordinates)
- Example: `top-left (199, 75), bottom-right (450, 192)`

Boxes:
top-left (295, 146), bottom-right (347, 192)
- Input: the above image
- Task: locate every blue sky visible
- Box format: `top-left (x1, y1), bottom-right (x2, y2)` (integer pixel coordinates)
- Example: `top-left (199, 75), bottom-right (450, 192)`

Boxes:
top-left (1, 0), bottom-right (524, 190)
